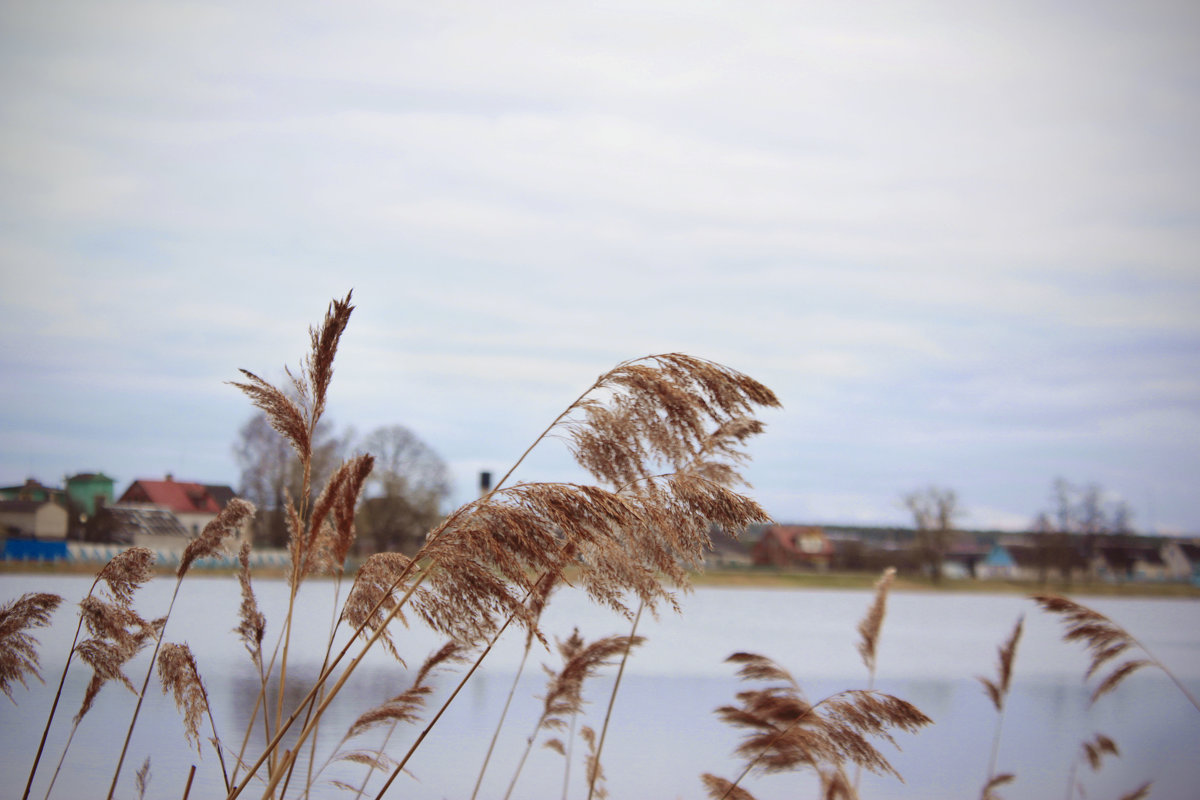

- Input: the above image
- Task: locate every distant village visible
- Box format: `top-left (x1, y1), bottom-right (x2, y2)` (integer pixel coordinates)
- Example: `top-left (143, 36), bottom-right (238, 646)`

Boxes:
top-left (0, 473), bottom-right (266, 568)
top-left (3, 472), bottom-right (1199, 585)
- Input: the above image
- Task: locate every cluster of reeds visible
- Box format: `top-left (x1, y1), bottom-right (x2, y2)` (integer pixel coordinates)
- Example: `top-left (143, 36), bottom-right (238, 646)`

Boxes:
top-left (1, 293), bottom-right (1195, 799)
top-left (3, 291), bottom-right (788, 799)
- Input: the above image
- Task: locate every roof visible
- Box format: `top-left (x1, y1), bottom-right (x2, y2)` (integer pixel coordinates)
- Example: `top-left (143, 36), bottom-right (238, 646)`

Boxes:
top-left (67, 472), bottom-right (115, 483)
top-left (0, 499), bottom-right (61, 513)
top-left (119, 478), bottom-right (234, 514)
top-left (95, 504), bottom-right (190, 544)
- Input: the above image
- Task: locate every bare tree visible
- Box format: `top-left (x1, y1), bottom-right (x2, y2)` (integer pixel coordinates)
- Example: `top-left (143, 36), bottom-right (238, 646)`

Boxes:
top-left (1034, 478), bottom-right (1134, 582)
top-left (354, 425), bottom-right (450, 555)
top-left (903, 486), bottom-right (961, 583)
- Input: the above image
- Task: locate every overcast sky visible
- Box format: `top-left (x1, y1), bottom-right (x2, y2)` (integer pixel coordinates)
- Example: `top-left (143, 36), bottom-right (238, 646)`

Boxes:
top-left (2, 1), bottom-right (1198, 533)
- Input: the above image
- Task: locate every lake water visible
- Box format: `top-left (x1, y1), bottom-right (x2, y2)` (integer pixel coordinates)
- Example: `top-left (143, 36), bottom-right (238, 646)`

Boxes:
top-left (2, 574), bottom-right (1199, 800)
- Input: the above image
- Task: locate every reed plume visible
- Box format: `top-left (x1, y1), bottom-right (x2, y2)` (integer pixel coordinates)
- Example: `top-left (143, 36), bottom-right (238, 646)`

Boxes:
top-left (157, 641), bottom-right (232, 793)
top-left (327, 641), bottom-right (469, 794)
top-left (505, 630), bottom-right (643, 800)
top-left (107, 499), bottom-right (254, 800)
top-left (977, 615), bottom-right (1023, 800)
top-left (134, 757), bottom-right (151, 800)
top-left (703, 652), bottom-right (931, 799)
top-left (226, 303), bottom-right (779, 799)
top-left (853, 566), bottom-right (896, 791)
top-left (856, 567), bottom-right (895, 682)
top-left (0, 592), bottom-right (62, 701)
top-left (235, 542), bottom-right (266, 666)
top-left (22, 548), bottom-right (156, 800)
top-left (1032, 594), bottom-right (1200, 711)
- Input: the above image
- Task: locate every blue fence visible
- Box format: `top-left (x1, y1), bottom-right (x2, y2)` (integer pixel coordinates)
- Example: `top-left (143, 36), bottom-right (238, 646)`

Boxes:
top-left (1, 538), bottom-right (69, 561)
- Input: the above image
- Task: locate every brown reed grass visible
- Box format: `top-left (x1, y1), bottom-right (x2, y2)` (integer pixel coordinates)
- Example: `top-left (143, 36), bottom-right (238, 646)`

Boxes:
top-left (703, 652), bottom-right (931, 800)
top-left (978, 615), bottom-right (1023, 799)
top-left (0, 592), bottom-right (62, 701)
top-left (1032, 593), bottom-right (1200, 712)
top-left (505, 630), bottom-right (644, 800)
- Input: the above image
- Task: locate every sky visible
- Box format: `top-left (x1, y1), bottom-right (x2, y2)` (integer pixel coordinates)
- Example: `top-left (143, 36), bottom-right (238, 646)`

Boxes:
top-left (1, 1), bottom-right (1198, 534)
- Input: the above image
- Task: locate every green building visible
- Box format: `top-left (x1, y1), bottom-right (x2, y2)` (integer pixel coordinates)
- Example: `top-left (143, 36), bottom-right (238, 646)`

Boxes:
top-left (65, 472), bottom-right (115, 523)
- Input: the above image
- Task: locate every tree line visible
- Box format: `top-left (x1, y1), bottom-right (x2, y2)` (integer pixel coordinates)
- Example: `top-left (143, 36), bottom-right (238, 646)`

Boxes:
top-left (902, 478), bottom-right (1136, 583)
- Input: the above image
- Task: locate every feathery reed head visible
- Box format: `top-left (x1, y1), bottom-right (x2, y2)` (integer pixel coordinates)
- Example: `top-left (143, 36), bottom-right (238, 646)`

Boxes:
top-left (857, 567), bottom-right (896, 676)
top-left (96, 547), bottom-right (156, 605)
top-left (307, 453), bottom-right (374, 576)
top-left (135, 756), bottom-right (151, 800)
top-left (178, 498), bottom-right (255, 577)
top-left (230, 369), bottom-right (311, 459)
top-left (979, 616), bottom-right (1024, 712)
top-left (712, 652), bottom-right (931, 790)
top-left (566, 353), bottom-right (779, 490)
top-left (701, 774), bottom-right (760, 800)
top-left (306, 290), bottom-right (354, 423)
top-left (538, 631), bottom-right (644, 736)
top-left (0, 592), bottom-right (63, 701)
top-left (234, 542), bottom-right (266, 661)
top-left (343, 641), bottom-right (468, 742)
top-left (343, 552), bottom-right (421, 661)
top-left (157, 642), bottom-right (210, 752)
top-left (1031, 594), bottom-right (1152, 705)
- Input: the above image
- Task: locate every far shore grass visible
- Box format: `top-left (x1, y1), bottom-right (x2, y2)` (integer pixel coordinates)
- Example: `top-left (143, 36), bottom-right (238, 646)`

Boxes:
top-left (3, 559), bottom-right (1198, 599)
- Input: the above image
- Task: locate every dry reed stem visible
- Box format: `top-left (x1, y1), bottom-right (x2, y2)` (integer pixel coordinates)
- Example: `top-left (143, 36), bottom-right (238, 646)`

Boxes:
top-left (584, 605), bottom-right (645, 800)
top-left (978, 616), bottom-right (1024, 797)
top-left (471, 570), bottom-right (564, 800)
top-left (507, 630), bottom-right (642, 800)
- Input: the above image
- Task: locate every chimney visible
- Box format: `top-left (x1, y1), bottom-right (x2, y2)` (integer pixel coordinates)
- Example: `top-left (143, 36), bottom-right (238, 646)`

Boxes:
top-left (479, 471), bottom-right (492, 497)
top-left (165, 473), bottom-right (174, 482)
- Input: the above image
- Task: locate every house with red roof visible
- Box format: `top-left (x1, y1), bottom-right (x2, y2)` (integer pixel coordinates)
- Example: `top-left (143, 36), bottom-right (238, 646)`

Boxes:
top-left (118, 474), bottom-right (244, 541)
top-left (751, 525), bottom-right (834, 569)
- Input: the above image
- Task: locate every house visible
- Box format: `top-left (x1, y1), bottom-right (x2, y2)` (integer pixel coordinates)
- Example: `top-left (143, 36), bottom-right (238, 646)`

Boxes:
top-left (977, 543), bottom-right (1041, 581)
top-left (118, 475), bottom-right (250, 550)
top-left (119, 475), bottom-right (239, 535)
top-left (0, 499), bottom-right (69, 540)
top-left (0, 478), bottom-right (65, 506)
top-left (751, 525), bottom-right (833, 569)
top-left (1162, 540), bottom-right (1200, 584)
top-left (1093, 545), bottom-right (1167, 582)
top-left (89, 504), bottom-right (192, 551)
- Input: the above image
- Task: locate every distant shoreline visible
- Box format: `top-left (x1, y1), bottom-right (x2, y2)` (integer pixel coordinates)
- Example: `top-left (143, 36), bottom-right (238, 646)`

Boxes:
top-left (3, 560), bottom-right (1197, 599)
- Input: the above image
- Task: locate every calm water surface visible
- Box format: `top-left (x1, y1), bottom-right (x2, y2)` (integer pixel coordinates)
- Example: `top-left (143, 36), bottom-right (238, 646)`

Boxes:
top-left (2, 574), bottom-right (1198, 800)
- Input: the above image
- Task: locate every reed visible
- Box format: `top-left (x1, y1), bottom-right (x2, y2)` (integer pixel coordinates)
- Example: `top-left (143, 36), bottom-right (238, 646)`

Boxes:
top-left (702, 652), bottom-right (931, 799)
top-left (977, 616), bottom-right (1023, 800)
